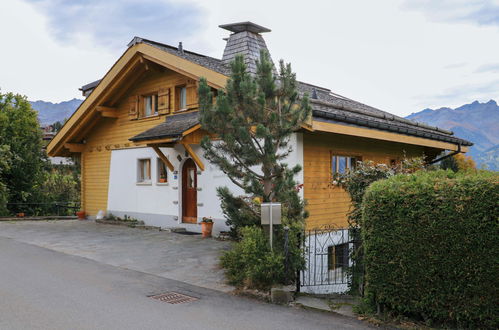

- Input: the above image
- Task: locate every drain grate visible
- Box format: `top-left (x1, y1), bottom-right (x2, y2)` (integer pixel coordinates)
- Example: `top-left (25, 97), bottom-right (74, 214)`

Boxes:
top-left (149, 292), bottom-right (198, 304)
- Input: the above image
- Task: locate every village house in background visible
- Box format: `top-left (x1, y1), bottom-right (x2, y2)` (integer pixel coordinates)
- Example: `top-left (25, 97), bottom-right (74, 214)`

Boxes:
top-left (41, 125), bottom-right (73, 165)
top-left (46, 21), bottom-right (472, 293)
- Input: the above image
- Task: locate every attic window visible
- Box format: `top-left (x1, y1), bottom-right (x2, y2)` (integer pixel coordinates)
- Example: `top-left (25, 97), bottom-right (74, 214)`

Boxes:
top-left (142, 94), bottom-right (158, 117)
top-left (176, 86), bottom-right (187, 111)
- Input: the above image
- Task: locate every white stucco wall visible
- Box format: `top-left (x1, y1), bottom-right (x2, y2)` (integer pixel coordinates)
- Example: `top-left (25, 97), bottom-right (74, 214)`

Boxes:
top-left (106, 133), bottom-right (304, 233)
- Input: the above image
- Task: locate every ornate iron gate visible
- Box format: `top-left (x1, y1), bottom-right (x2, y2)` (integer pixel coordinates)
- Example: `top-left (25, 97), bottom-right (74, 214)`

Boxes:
top-left (299, 225), bottom-right (353, 294)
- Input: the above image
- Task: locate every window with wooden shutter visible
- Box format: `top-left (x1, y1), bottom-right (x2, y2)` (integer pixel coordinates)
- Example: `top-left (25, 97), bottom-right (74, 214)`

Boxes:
top-left (157, 88), bottom-right (170, 114)
top-left (129, 95), bottom-right (139, 120)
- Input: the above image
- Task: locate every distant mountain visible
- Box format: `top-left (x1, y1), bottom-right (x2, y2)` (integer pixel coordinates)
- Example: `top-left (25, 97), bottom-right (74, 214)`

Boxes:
top-left (406, 100), bottom-right (499, 170)
top-left (30, 98), bottom-right (83, 126)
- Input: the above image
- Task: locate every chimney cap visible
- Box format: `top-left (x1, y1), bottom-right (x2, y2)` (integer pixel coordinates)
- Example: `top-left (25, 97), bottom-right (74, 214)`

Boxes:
top-left (219, 21), bottom-right (271, 34)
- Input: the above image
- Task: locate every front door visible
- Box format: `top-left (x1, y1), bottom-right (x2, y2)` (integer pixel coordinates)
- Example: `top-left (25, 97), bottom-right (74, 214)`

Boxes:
top-left (182, 158), bottom-right (197, 223)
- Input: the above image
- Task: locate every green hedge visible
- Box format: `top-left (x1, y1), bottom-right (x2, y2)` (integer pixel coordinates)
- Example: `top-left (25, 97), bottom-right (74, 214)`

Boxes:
top-left (362, 170), bottom-right (499, 328)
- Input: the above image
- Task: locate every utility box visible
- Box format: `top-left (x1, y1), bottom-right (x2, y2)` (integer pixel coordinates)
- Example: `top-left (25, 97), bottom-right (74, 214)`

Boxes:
top-left (261, 202), bottom-right (282, 225)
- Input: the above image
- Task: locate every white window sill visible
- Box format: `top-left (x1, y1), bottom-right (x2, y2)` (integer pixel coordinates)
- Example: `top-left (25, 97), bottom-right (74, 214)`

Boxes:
top-left (136, 181), bottom-right (152, 186)
top-left (156, 182), bottom-right (169, 186)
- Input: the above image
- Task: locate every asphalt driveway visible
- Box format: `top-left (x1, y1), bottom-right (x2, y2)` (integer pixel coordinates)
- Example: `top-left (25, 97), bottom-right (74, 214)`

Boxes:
top-left (0, 220), bottom-right (232, 292)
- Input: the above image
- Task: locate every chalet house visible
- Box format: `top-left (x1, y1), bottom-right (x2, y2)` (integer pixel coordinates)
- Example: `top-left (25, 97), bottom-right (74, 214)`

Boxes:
top-left (47, 21), bottom-right (471, 245)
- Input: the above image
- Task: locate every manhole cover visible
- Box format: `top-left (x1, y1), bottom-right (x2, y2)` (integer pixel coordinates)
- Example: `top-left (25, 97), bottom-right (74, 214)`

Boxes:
top-left (149, 292), bottom-right (198, 304)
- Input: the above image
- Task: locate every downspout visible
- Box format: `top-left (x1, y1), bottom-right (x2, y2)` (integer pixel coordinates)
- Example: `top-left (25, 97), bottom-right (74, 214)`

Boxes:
top-left (429, 144), bottom-right (461, 164)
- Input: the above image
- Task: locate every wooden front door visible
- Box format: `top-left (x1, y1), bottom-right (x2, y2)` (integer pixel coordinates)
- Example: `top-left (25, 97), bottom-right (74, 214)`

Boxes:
top-left (182, 158), bottom-right (197, 223)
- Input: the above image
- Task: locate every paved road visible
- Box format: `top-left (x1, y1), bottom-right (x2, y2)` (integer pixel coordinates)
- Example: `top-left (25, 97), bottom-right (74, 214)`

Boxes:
top-left (0, 220), bottom-right (232, 292)
top-left (0, 237), bottom-right (372, 330)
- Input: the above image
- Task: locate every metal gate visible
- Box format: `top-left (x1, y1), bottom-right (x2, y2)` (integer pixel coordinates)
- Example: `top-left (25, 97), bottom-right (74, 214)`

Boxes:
top-left (299, 225), bottom-right (353, 294)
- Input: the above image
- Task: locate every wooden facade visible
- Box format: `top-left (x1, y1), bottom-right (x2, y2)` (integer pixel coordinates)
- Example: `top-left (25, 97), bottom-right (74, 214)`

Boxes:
top-left (303, 132), bottom-right (441, 229)
top-left (79, 69), bottom-right (200, 215)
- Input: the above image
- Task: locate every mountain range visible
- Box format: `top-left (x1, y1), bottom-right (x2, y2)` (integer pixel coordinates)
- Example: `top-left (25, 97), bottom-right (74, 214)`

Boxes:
top-left (30, 98), bottom-right (83, 126)
top-left (29, 98), bottom-right (498, 170)
top-left (406, 100), bottom-right (499, 170)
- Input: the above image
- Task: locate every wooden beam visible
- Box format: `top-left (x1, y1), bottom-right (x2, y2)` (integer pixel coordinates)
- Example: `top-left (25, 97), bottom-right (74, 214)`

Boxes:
top-left (181, 124), bottom-right (202, 137)
top-left (312, 120), bottom-right (466, 152)
top-left (100, 111), bottom-right (119, 118)
top-left (64, 143), bottom-right (85, 153)
top-left (133, 137), bottom-right (177, 146)
top-left (95, 106), bottom-right (117, 112)
top-left (181, 142), bottom-right (205, 171)
top-left (152, 146), bottom-right (174, 172)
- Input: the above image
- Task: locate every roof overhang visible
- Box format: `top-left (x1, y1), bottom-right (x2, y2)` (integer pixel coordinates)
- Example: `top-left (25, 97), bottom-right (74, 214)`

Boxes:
top-left (311, 119), bottom-right (468, 152)
top-left (47, 43), bottom-right (228, 157)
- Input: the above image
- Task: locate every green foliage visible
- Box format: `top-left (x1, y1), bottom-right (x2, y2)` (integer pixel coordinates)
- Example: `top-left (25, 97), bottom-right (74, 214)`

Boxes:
top-left (221, 224), bottom-right (303, 290)
top-left (198, 51), bottom-right (310, 231)
top-left (0, 91), bottom-right (46, 212)
top-left (217, 186), bottom-right (260, 238)
top-left (31, 164), bottom-right (81, 214)
top-left (441, 152), bottom-right (477, 172)
top-left (334, 158), bottom-right (425, 228)
top-left (0, 145), bottom-right (12, 214)
top-left (361, 170), bottom-right (499, 328)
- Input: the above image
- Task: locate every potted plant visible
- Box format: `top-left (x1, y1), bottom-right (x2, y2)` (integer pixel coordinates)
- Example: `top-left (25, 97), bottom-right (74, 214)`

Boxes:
top-left (200, 217), bottom-right (214, 238)
top-left (76, 210), bottom-right (86, 220)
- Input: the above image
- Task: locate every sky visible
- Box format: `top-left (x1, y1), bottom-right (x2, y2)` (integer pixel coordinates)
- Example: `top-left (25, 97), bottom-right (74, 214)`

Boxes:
top-left (0, 0), bottom-right (498, 116)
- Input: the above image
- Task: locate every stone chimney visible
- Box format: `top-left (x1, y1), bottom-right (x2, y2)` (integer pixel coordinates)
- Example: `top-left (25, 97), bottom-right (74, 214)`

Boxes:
top-left (219, 21), bottom-right (273, 74)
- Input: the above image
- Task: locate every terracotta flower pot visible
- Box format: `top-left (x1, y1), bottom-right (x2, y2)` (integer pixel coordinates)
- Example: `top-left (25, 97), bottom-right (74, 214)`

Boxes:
top-left (76, 211), bottom-right (86, 220)
top-left (201, 221), bottom-right (213, 238)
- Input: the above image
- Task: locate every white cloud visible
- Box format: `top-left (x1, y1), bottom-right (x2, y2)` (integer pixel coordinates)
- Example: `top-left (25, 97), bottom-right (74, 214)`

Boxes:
top-left (1, 0), bottom-right (498, 116)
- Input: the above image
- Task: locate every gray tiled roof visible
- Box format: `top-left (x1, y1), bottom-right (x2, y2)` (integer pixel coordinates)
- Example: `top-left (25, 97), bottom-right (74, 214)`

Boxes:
top-left (297, 82), bottom-right (472, 146)
top-left (129, 111), bottom-right (199, 142)
top-left (84, 36), bottom-right (472, 147)
top-left (128, 37), bottom-right (231, 76)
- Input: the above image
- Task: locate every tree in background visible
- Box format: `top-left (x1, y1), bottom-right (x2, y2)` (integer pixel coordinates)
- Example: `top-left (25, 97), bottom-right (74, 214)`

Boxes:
top-left (441, 152), bottom-right (476, 172)
top-left (0, 92), bottom-right (46, 213)
top-left (198, 51), bottom-right (311, 233)
top-left (0, 145), bottom-right (12, 214)
top-left (0, 92), bottom-right (79, 216)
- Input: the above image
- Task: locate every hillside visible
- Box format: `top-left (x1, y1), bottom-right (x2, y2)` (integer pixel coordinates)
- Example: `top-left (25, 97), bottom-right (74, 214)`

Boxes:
top-left (30, 98), bottom-right (83, 126)
top-left (407, 100), bottom-right (499, 170)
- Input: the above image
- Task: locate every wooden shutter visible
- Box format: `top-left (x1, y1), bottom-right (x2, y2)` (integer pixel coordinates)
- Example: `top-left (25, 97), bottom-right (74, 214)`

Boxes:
top-left (185, 80), bottom-right (198, 110)
top-left (128, 95), bottom-right (139, 120)
top-left (157, 88), bottom-right (170, 114)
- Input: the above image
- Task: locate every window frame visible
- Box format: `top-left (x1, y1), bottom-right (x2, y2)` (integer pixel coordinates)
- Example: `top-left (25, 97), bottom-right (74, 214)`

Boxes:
top-left (156, 158), bottom-right (168, 185)
top-left (175, 85), bottom-right (187, 111)
top-left (137, 158), bottom-right (152, 184)
top-left (327, 243), bottom-right (349, 271)
top-left (140, 92), bottom-right (159, 118)
top-left (331, 153), bottom-right (361, 177)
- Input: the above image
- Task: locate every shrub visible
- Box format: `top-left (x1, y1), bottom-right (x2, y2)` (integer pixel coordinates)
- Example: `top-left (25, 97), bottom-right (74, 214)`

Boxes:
top-left (362, 170), bottom-right (499, 328)
top-left (221, 223), bottom-right (303, 290)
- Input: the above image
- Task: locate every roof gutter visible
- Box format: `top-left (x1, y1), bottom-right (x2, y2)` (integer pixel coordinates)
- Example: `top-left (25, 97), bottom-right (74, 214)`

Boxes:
top-left (428, 144), bottom-right (461, 164)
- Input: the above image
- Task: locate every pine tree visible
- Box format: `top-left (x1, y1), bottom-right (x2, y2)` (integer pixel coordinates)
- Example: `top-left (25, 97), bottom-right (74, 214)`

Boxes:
top-left (198, 51), bottom-right (311, 231)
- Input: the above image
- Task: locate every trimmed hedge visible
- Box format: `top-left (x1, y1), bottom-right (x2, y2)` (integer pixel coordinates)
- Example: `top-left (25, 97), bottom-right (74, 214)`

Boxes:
top-left (362, 170), bottom-right (499, 328)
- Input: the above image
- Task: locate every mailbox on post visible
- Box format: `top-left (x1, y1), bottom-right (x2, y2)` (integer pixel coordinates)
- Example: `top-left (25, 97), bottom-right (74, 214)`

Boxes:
top-left (261, 202), bottom-right (281, 250)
